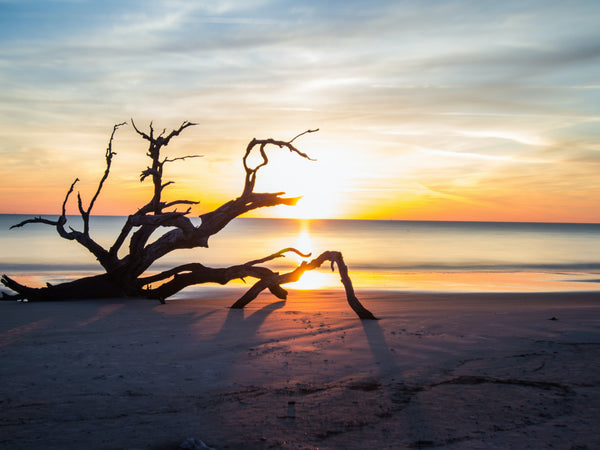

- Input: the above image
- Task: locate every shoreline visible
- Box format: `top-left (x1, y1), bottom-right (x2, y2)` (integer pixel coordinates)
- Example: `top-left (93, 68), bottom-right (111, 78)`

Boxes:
top-left (3, 269), bottom-right (600, 298)
top-left (1, 290), bottom-right (599, 449)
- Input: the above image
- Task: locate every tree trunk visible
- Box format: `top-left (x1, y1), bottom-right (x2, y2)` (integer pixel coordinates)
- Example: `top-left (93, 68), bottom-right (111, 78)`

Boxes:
top-left (1, 274), bottom-right (126, 302)
top-left (1, 122), bottom-right (377, 320)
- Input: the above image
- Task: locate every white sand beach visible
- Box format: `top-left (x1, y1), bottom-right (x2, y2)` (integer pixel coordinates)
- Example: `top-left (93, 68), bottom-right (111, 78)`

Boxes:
top-left (1, 289), bottom-right (599, 449)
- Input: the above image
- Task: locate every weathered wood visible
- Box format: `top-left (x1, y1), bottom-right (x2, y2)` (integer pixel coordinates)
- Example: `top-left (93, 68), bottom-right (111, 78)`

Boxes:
top-left (0, 122), bottom-right (376, 319)
top-left (1, 274), bottom-right (126, 301)
top-left (230, 251), bottom-right (377, 320)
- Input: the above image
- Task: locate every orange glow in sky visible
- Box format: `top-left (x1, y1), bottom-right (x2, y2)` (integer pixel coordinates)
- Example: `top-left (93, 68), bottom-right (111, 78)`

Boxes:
top-left (1, 2), bottom-right (599, 224)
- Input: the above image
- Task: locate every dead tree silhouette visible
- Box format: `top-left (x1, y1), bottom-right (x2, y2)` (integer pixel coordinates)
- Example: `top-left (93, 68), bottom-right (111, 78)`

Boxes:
top-left (1, 121), bottom-right (376, 320)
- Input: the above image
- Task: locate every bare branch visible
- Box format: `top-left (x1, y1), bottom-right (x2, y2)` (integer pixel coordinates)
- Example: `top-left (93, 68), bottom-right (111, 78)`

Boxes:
top-left (131, 118), bottom-right (151, 142)
top-left (77, 192), bottom-right (86, 217)
top-left (232, 250), bottom-right (377, 320)
top-left (87, 122), bottom-right (126, 215)
top-left (258, 137), bottom-right (317, 161)
top-left (241, 129), bottom-right (318, 196)
top-left (289, 128), bottom-right (319, 143)
top-left (132, 119), bottom-right (196, 147)
top-left (244, 247), bottom-right (312, 266)
top-left (9, 177), bottom-right (78, 232)
top-left (129, 131), bottom-right (316, 268)
top-left (163, 154), bottom-right (203, 164)
top-left (62, 178), bottom-right (79, 218)
top-left (164, 199), bottom-right (199, 209)
top-left (133, 120), bottom-right (199, 215)
top-left (140, 167), bottom-right (158, 182)
top-left (13, 123), bottom-right (125, 265)
top-left (71, 123), bottom-right (125, 242)
top-left (137, 262), bottom-right (277, 293)
top-left (137, 249), bottom-right (376, 320)
top-left (128, 212), bottom-right (195, 235)
top-left (159, 121), bottom-right (196, 146)
top-left (196, 192), bottom-right (300, 248)
top-left (109, 217), bottom-right (134, 259)
top-left (10, 217), bottom-right (59, 230)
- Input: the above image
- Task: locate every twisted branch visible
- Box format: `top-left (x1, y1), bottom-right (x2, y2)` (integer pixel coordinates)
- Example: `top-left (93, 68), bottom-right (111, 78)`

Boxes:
top-left (8, 124), bottom-right (127, 270)
top-left (242, 129), bottom-right (318, 196)
top-left (138, 248), bottom-right (376, 320)
top-left (231, 250), bottom-right (377, 320)
top-left (1, 122), bottom-right (376, 320)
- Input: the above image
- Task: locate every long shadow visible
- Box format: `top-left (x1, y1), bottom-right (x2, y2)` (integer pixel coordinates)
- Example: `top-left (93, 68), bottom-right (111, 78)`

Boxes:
top-left (361, 319), bottom-right (399, 376)
top-left (0, 298), bottom-right (289, 450)
top-left (361, 318), bottom-right (434, 445)
top-left (212, 300), bottom-right (286, 344)
top-left (205, 300), bottom-right (287, 386)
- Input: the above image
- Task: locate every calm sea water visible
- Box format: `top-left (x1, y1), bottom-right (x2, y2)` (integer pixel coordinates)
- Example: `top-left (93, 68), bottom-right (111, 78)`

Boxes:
top-left (1, 215), bottom-right (599, 294)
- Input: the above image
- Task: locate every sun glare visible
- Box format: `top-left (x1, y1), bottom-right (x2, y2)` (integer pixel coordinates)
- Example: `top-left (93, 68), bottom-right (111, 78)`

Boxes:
top-left (295, 227), bottom-right (312, 254)
top-left (286, 222), bottom-right (315, 265)
top-left (252, 145), bottom-right (350, 219)
top-left (283, 220), bottom-right (338, 290)
top-left (287, 270), bottom-right (335, 290)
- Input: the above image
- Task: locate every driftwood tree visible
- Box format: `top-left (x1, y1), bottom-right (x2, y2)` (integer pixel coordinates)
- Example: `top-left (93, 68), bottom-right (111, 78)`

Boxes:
top-left (1, 121), bottom-right (376, 319)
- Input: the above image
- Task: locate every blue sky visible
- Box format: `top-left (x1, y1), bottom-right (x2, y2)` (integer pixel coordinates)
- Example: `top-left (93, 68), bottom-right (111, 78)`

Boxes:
top-left (1, 0), bottom-right (599, 221)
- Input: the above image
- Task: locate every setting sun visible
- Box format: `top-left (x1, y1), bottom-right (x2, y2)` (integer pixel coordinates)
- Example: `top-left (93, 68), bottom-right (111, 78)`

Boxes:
top-left (250, 140), bottom-right (361, 220)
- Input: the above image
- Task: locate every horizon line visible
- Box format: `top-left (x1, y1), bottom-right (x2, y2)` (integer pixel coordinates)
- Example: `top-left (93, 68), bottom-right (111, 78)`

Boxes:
top-left (0, 213), bottom-right (598, 226)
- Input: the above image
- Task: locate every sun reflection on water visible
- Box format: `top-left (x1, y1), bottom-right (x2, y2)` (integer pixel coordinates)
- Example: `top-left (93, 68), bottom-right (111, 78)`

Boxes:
top-left (294, 228), bottom-right (312, 259)
top-left (284, 220), bottom-right (339, 290)
top-left (287, 270), bottom-right (338, 290)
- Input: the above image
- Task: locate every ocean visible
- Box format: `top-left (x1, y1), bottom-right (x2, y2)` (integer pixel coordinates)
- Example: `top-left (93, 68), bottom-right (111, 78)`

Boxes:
top-left (1, 214), bottom-right (599, 296)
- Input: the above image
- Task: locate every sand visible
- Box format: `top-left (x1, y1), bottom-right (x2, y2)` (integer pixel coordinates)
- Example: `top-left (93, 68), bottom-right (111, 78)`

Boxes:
top-left (1, 289), bottom-right (599, 449)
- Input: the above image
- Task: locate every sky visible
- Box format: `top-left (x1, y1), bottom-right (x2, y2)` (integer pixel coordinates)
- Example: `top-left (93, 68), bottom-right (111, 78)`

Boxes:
top-left (1, 0), bottom-right (599, 222)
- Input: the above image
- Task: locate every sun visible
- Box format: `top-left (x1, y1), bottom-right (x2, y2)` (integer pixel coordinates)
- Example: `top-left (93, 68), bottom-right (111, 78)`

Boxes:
top-left (251, 144), bottom-right (349, 219)
top-left (286, 186), bottom-right (338, 219)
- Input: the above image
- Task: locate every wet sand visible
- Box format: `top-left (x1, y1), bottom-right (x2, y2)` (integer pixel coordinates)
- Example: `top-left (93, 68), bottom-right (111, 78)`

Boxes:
top-left (1, 289), bottom-right (599, 449)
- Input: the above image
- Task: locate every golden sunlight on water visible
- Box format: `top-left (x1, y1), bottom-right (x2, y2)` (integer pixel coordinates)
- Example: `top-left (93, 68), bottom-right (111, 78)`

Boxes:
top-left (343, 271), bottom-right (600, 293)
top-left (294, 226), bottom-right (312, 258)
top-left (278, 220), bottom-right (600, 292)
top-left (287, 270), bottom-right (338, 290)
top-left (284, 220), bottom-right (339, 290)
